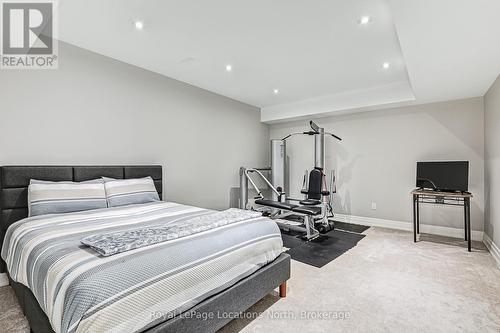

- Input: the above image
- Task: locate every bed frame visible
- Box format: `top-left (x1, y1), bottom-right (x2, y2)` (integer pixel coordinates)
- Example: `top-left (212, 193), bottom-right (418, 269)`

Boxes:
top-left (0, 165), bottom-right (290, 333)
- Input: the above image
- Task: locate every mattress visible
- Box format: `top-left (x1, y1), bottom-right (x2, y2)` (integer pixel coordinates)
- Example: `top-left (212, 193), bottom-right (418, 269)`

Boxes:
top-left (1, 202), bottom-right (283, 333)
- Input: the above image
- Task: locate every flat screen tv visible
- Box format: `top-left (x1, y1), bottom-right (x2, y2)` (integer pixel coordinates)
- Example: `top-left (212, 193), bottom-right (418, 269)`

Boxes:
top-left (416, 161), bottom-right (469, 192)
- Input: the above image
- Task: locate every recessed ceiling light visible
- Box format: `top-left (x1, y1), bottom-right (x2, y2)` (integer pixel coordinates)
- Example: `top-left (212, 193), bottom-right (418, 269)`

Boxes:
top-left (273, 89), bottom-right (279, 95)
top-left (359, 16), bottom-right (371, 25)
top-left (134, 20), bottom-right (144, 30)
top-left (225, 64), bottom-right (232, 72)
top-left (382, 62), bottom-right (390, 69)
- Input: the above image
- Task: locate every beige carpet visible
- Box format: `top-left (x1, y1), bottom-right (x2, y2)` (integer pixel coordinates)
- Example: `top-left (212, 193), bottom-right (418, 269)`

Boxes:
top-left (1, 227), bottom-right (499, 333)
top-left (0, 284), bottom-right (29, 333)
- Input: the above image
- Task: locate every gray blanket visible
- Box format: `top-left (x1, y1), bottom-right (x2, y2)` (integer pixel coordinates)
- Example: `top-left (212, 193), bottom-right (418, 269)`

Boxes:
top-left (81, 208), bottom-right (262, 256)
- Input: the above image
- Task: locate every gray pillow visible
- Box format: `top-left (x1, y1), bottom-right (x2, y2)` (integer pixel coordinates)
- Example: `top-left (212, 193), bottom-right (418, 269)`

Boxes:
top-left (103, 176), bottom-right (160, 207)
top-left (28, 179), bottom-right (107, 217)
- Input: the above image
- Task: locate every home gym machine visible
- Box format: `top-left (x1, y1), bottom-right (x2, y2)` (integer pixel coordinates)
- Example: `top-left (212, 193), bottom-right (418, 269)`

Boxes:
top-left (239, 120), bottom-right (342, 240)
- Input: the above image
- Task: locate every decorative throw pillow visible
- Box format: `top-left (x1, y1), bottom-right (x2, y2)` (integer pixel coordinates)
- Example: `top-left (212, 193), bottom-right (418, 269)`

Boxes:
top-left (28, 179), bottom-right (107, 217)
top-left (103, 176), bottom-right (160, 207)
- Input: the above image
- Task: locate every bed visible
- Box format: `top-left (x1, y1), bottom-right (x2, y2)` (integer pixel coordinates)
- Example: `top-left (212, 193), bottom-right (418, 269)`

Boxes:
top-left (0, 166), bottom-right (290, 333)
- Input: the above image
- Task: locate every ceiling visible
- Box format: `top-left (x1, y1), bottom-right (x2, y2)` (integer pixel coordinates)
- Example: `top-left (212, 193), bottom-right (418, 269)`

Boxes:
top-left (56, 0), bottom-right (500, 123)
top-left (389, 0), bottom-right (500, 104)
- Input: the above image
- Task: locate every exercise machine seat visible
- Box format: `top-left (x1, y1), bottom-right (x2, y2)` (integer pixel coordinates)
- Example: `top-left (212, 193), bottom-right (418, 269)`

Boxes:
top-left (304, 168), bottom-right (322, 200)
top-left (299, 198), bottom-right (322, 206)
top-left (292, 206), bottom-right (322, 216)
top-left (255, 199), bottom-right (298, 210)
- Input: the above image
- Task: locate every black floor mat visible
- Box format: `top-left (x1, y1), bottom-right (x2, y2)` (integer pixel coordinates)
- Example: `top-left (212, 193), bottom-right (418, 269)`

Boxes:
top-left (333, 221), bottom-right (370, 234)
top-left (281, 230), bottom-right (365, 268)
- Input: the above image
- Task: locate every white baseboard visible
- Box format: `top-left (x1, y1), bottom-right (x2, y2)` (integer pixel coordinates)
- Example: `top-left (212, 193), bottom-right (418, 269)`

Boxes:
top-left (334, 213), bottom-right (484, 241)
top-left (483, 234), bottom-right (500, 267)
top-left (0, 273), bottom-right (8, 287)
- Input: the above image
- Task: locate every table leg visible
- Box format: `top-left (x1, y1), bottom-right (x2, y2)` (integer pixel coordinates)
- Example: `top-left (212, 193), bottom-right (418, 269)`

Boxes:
top-left (463, 199), bottom-right (468, 241)
top-left (413, 194), bottom-right (417, 242)
top-left (416, 194), bottom-right (420, 234)
top-left (466, 197), bottom-right (471, 252)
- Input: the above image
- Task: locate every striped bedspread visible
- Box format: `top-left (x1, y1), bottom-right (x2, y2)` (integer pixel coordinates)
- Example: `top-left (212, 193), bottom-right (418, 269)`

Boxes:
top-left (1, 202), bottom-right (283, 333)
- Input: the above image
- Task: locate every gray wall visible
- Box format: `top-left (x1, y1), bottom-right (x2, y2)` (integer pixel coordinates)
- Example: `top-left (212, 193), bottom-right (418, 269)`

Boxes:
top-left (270, 98), bottom-right (485, 231)
top-left (485, 75), bottom-right (500, 246)
top-left (0, 42), bottom-right (269, 210)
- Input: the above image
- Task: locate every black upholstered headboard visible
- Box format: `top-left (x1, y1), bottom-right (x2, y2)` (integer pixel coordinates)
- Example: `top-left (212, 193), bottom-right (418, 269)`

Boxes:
top-left (0, 165), bottom-right (162, 273)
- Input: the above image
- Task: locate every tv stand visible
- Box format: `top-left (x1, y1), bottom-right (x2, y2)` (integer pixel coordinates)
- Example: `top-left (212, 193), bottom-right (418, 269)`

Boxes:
top-left (411, 189), bottom-right (473, 252)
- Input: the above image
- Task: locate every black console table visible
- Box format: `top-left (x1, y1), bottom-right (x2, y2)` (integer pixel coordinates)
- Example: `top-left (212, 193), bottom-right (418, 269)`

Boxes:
top-left (412, 189), bottom-right (473, 252)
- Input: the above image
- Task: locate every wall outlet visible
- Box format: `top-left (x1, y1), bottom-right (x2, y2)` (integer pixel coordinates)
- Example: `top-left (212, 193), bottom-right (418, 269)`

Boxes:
top-left (371, 202), bottom-right (377, 210)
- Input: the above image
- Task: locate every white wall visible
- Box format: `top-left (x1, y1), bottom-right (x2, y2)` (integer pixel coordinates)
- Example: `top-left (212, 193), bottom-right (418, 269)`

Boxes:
top-left (0, 42), bottom-right (269, 210)
top-left (270, 98), bottom-right (485, 232)
top-left (485, 75), bottom-right (500, 247)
